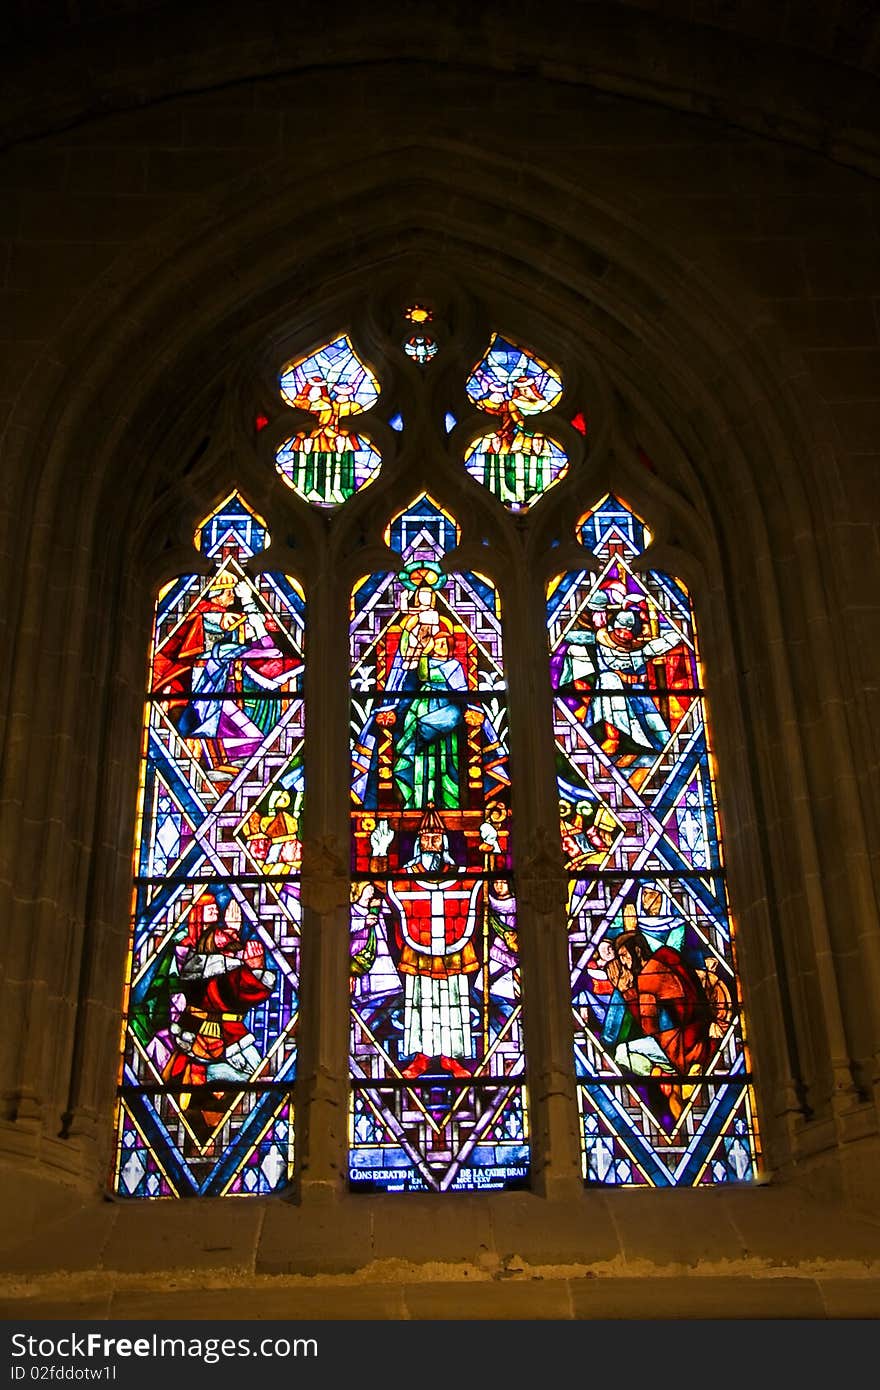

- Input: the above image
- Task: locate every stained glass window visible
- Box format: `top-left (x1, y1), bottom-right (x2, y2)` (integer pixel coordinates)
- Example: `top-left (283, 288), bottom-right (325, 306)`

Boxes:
top-left (113, 494), bottom-right (305, 1197)
top-left (547, 495), bottom-right (760, 1186)
top-left (464, 334), bottom-right (568, 511)
top-left (348, 496), bottom-right (529, 1191)
top-left (276, 335), bottom-right (382, 507)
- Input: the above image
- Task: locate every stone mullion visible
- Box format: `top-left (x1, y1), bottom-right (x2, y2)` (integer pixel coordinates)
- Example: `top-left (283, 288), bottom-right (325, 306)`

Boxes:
top-left (505, 536), bottom-right (583, 1198)
top-left (294, 562), bottom-right (352, 1201)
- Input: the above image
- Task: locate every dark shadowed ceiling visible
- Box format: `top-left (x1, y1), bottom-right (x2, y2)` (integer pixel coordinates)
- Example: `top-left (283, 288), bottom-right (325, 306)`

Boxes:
top-left (3, 0), bottom-right (880, 175)
top-left (8, 0), bottom-right (880, 74)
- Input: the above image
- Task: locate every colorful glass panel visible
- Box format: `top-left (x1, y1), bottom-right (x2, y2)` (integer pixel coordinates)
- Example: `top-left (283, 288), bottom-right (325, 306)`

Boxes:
top-left (403, 334), bottom-right (438, 365)
top-left (276, 335), bottom-right (381, 507)
top-left (349, 496), bottom-right (529, 1192)
top-left (464, 334), bottom-right (568, 511)
top-left (548, 495), bottom-right (760, 1187)
top-left (113, 494), bottom-right (305, 1197)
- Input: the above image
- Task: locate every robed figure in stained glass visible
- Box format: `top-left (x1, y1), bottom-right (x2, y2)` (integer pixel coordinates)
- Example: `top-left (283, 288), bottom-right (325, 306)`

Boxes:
top-left (153, 570), bottom-right (301, 785)
top-left (349, 496), bottom-right (528, 1192)
top-left (352, 558), bottom-right (508, 815)
top-left (386, 805), bottom-right (483, 1079)
top-left (559, 586), bottom-right (683, 767)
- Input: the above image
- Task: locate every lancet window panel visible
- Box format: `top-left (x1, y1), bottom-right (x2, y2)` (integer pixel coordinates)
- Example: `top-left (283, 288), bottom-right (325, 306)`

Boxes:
top-left (113, 495), bottom-right (305, 1198)
top-left (348, 495), bottom-right (529, 1193)
top-left (547, 494), bottom-right (761, 1187)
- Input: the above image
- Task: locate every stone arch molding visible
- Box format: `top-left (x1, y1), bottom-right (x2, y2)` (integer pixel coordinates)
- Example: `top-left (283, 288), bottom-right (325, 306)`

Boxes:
top-left (2, 137), bottom-right (877, 1202)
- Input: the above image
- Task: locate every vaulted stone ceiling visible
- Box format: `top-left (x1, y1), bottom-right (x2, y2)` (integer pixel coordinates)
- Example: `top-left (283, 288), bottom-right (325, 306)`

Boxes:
top-left (8, 0), bottom-right (880, 73)
top-left (3, 0), bottom-right (880, 175)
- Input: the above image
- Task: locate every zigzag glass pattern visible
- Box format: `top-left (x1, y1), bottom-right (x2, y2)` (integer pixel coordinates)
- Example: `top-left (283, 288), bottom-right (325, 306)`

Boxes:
top-left (348, 495), bottom-right (529, 1191)
top-left (464, 334), bottom-right (568, 511)
top-left (548, 495), bottom-right (760, 1186)
top-left (113, 495), bottom-right (305, 1196)
top-left (276, 335), bottom-right (382, 507)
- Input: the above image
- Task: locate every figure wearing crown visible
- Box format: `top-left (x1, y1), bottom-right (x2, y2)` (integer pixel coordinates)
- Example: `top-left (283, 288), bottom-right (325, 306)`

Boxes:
top-left (353, 558), bottom-right (507, 813)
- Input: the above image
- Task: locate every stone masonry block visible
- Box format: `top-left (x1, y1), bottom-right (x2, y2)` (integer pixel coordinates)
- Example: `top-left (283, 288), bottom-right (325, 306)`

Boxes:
top-left (146, 149), bottom-right (256, 196)
top-left (1, 1203), bottom-right (118, 1274)
top-left (255, 1200), bottom-right (373, 1276)
top-left (803, 241), bottom-right (880, 299)
top-left (403, 1278), bottom-right (572, 1319)
top-left (65, 149), bottom-right (147, 197)
top-left (486, 1190), bottom-right (620, 1266)
top-left (831, 402), bottom-right (880, 454)
top-left (805, 349), bottom-right (880, 400)
top-left (57, 107), bottom-right (185, 150)
top-left (181, 110), bottom-right (281, 152)
top-left (720, 239), bottom-right (808, 299)
top-left (371, 1194), bottom-right (493, 1263)
top-left (0, 148), bottom-right (68, 192)
top-left (602, 1189), bottom-right (746, 1267)
top-left (111, 1282), bottom-right (407, 1319)
top-left (0, 1294), bottom-right (114, 1319)
top-left (722, 1188), bottom-right (880, 1264)
top-left (7, 241), bottom-right (122, 293)
top-left (101, 1199), bottom-right (263, 1273)
top-left (817, 1279), bottom-right (880, 1317)
top-left (570, 1274), bottom-right (825, 1318)
top-left (774, 300), bottom-right (879, 350)
top-left (760, 196), bottom-right (874, 240)
top-left (18, 192), bottom-right (174, 244)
